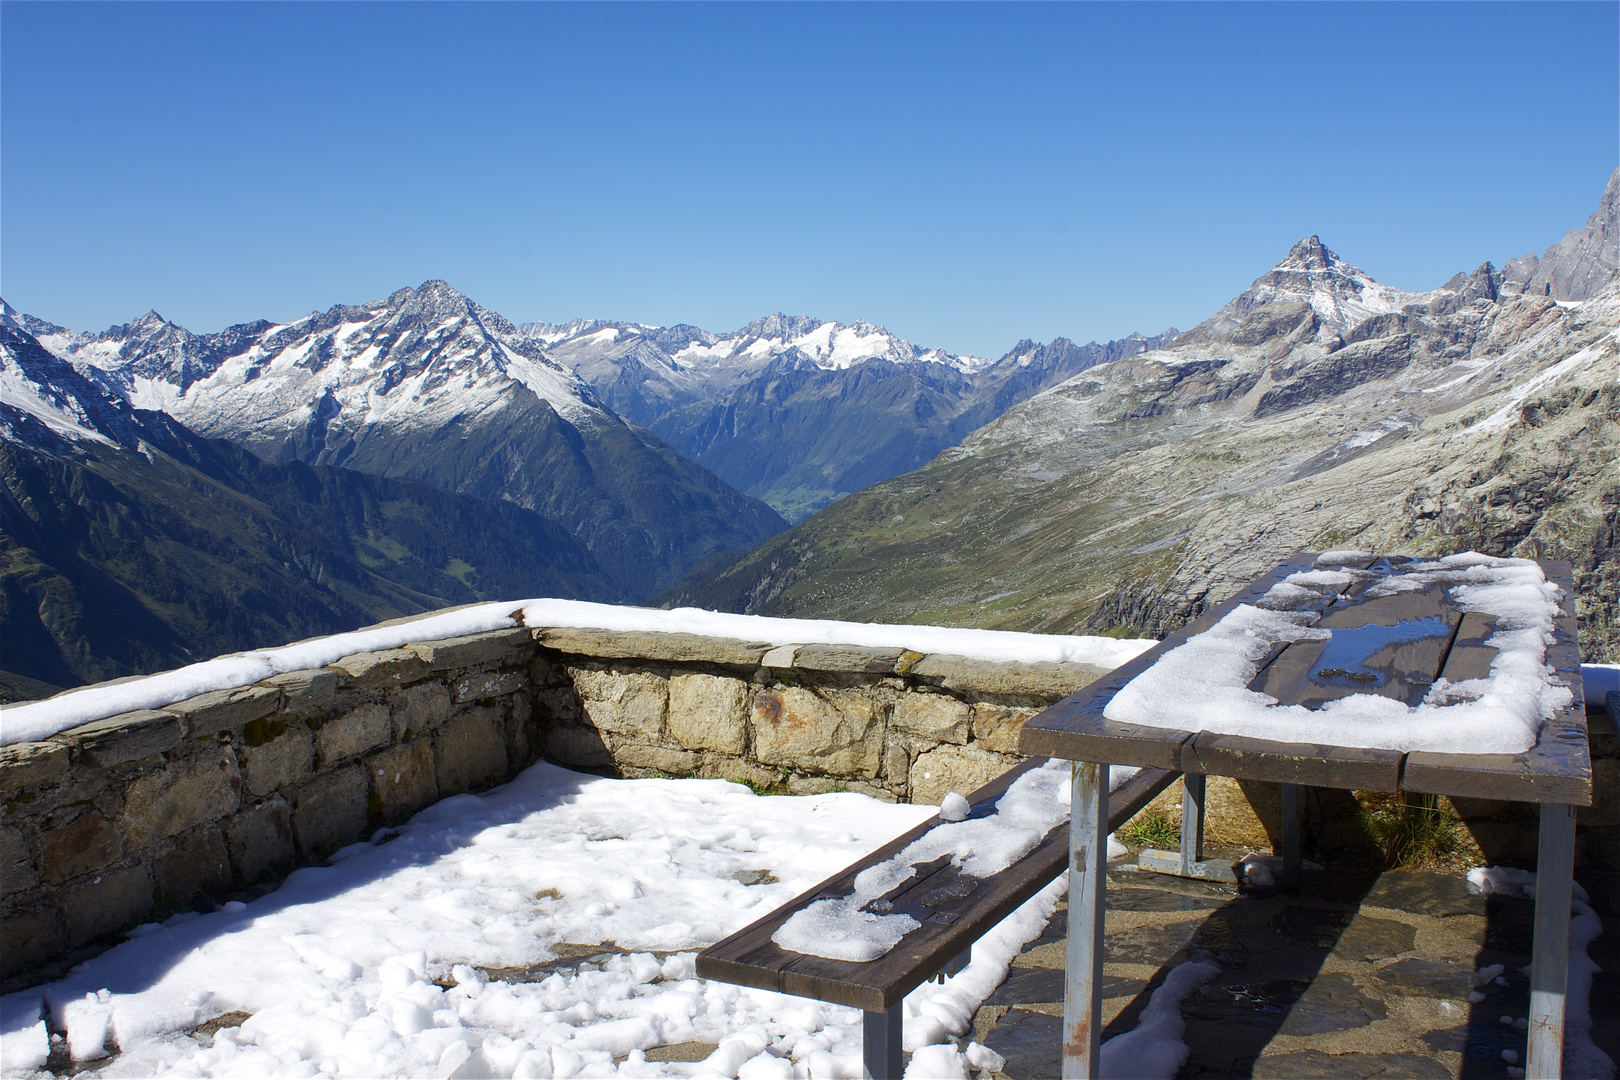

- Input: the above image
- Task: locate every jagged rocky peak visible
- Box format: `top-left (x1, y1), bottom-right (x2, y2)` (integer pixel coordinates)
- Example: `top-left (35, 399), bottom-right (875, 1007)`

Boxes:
top-left (735, 312), bottom-right (827, 341)
top-left (1499, 167), bottom-right (1618, 301)
top-left (1279, 234), bottom-right (1338, 271)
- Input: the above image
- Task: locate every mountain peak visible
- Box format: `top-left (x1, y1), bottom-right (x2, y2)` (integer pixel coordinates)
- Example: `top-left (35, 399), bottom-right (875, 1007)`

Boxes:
top-left (1281, 235), bottom-right (1339, 272)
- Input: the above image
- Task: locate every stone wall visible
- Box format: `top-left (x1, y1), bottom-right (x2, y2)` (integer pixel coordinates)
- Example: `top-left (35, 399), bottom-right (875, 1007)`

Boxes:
top-left (0, 623), bottom-right (1110, 983)
top-left (6, 620), bottom-right (1617, 985)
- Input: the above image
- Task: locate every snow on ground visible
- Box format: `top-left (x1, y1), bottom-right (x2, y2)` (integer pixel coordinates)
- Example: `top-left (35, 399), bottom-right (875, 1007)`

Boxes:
top-left (0, 762), bottom-right (1208, 1080)
top-left (0, 601), bottom-right (1157, 747)
top-left (1466, 868), bottom-right (1615, 1080)
top-left (1103, 553), bottom-right (1575, 754)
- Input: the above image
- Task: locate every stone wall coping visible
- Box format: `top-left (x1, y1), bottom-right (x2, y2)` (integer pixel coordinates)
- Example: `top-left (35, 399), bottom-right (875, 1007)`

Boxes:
top-left (1, 624), bottom-right (1119, 763)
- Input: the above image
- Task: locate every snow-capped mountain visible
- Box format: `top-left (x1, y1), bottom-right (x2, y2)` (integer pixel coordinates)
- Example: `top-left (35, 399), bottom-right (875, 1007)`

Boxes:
top-left (22, 281), bottom-right (786, 600)
top-left (531, 310), bottom-right (1175, 520)
top-left (675, 168), bottom-right (1620, 664)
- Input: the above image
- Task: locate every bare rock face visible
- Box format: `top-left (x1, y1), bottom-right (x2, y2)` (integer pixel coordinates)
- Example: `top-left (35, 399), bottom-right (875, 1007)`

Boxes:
top-left (1502, 168), bottom-right (1619, 301)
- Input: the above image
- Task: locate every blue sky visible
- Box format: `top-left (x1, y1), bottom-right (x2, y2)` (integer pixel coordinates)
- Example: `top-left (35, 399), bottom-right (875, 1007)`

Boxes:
top-left (3, 2), bottom-right (1616, 358)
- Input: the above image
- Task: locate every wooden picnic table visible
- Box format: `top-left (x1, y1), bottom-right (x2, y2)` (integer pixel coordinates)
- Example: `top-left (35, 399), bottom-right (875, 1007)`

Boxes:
top-left (1020, 552), bottom-right (1592, 1080)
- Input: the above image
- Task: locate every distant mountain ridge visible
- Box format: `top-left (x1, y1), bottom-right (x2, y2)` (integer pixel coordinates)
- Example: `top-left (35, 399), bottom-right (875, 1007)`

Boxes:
top-left (667, 168), bottom-right (1620, 664)
top-left (0, 322), bottom-right (624, 695)
top-left (533, 312), bottom-right (1177, 520)
top-left (12, 281), bottom-right (788, 600)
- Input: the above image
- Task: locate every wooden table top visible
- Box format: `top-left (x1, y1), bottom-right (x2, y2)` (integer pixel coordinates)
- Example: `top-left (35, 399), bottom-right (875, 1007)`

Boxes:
top-left (1020, 553), bottom-right (1591, 806)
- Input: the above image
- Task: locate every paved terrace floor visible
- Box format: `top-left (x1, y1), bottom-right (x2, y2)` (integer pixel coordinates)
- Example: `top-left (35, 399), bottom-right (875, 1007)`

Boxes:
top-left (970, 852), bottom-right (1620, 1080)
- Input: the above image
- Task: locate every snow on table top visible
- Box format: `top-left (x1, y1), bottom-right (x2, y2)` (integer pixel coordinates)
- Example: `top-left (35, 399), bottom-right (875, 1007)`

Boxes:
top-left (0, 763), bottom-right (1039, 1078)
top-left (1103, 553), bottom-right (1576, 755)
top-left (0, 599), bottom-right (1157, 748)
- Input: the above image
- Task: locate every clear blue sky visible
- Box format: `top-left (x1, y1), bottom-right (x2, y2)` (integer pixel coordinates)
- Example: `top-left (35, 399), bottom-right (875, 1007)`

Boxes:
top-left (3, 2), bottom-right (1616, 358)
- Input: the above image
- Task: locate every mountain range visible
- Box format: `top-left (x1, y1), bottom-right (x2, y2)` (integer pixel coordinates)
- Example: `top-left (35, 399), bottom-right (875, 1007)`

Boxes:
top-left (2, 276), bottom-right (1175, 693)
top-left (666, 169), bottom-right (1620, 665)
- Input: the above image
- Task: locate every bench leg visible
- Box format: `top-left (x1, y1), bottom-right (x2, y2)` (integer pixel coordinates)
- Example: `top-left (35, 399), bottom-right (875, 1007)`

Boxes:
top-left (863, 1003), bottom-right (903, 1080)
top-left (1528, 802), bottom-right (1576, 1079)
top-left (1062, 760), bottom-right (1108, 1079)
top-left (1280, 783), bottom-right (1301, 891)
top-left (1181, 772), bottom-right (1206, 873)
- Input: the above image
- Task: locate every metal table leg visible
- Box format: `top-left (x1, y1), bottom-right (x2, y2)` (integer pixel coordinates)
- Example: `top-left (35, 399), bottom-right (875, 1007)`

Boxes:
top-left (1181, 771), bottom-right (1206, 874)
top-left (1062, 761), bottom-right (1108, 1079)
top-left (1528, 802), bottom-right (1576, 1080)
top-left (1280, 783), bottom-right (1301, 890)
top-left (1136, 772), bottom-right (1237, 883)
top-left (862, 1002), bottom-right (903, 1080)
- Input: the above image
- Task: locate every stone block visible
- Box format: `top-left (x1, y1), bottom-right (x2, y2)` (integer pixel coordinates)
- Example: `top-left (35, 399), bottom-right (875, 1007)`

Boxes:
top-left (0, 908), bottom-right (64, 976)
top-left (238, 722), bottom-right (314, 797)
top-left (0, 741), bottom-right (71, 795)
top-left (453, 668), bottom-right (527, 704)
top-left (504, 694), bottom-right (540, 769)
top-left (434, 706), bottom-right (509, 795)
top-left (702, 757), bottom-right (781, 791)
top-left (792, 644), bottom-right (915, 674)
top-left (910, 745), bottom-right (1018, 805)
top-left (547, 724), bottom-right (613, 768)
top-left (154, 829), bottom-right (232, 904)
top-left (971, 704), bottom-right (1039, 754)
top-left (0, 824), bottom-right (37, 897)
top-left (668, 673), bottom-right (750, 754)
top-left (291, 768), bottom-right (369, 857)
top-left (315, 703), bottom-right (393, 766)
top-left (570, 669), bottom-right (667, 741)
top-left (328, 648), bottom-right (431, 689)
top-left (910, 654), bottom-right (1107, 698)
top-left (53, 710), bottom-right (181, 769)
top-left (42, 808), bottom-right (122, 884)
top-left (761, 646), bottom-right (798, 668)
top-left (409, 628), bottom-right (533, 671)
top-left (610, 740), bottom-right (702, 776)
top-left (392, 682), bottom-right (452, 739)
top-left (533, 685), bottom-right (583, 723)
top-left (367, 741), bottom-right (438, 824)
top-left (538, 628), bottom-right (769, 666)
top-left (263, 668), bottom-right (338, 708)
top-left (65, 864), bottom-right (153, 946)
top-left (882, 739), bottom-right (910, 791)
top-left (891, 693), bottom-right (971, 745)
top-left (750, 687), bottom-right (882, 778)
top-left (123, 748), bottom-right (242, 849)
top-left (225, 796), bottom-right (295, 883)
top-left (169, 685), bottom-right (282, 739)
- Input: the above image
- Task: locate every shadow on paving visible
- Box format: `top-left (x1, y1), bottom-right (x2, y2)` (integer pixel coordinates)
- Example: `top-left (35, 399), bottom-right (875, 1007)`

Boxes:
top-left (977, 866), bottom-right (1504, 1079)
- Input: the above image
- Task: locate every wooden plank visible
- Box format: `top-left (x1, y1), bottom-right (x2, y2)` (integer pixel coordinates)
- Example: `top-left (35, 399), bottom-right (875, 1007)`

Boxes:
top-left (696, 766), bottom-right (1178, 1011)
top-left (1256, 590), bottom-right (1461, 710)
top-left (1434, 610), bottom-right (1497, 684)
top-left (1183, 732), bottom-right (1404, 791)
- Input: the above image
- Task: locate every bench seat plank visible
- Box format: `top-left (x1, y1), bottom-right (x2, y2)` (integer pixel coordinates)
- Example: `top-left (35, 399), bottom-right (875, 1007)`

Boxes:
top-left (696, 764), bottom-right (1177, 1012)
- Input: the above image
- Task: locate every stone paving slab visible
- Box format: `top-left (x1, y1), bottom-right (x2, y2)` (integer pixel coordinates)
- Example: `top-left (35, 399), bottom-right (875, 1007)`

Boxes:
top-left (972, 865), bottom-right (1620, 1079)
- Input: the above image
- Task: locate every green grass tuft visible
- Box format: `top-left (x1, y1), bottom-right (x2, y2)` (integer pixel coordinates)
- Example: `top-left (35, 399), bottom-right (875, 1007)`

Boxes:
top-left (1118, 809), bottom-right (1181, 849)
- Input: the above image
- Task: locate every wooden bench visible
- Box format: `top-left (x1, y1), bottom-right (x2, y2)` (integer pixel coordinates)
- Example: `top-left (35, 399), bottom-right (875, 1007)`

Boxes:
top-left (696, 760), bottom-right (1178, 1079)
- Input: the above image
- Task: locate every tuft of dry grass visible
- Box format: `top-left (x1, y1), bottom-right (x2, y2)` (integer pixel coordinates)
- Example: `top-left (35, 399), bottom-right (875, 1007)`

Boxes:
top-left (1356, 792), bottom-right (1482, 871)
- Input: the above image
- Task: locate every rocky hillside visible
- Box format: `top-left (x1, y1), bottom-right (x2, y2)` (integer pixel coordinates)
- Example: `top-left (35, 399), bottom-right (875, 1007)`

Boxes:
top-left (0, 324), bottom-right (623, 695)
top-left (14, 282), bottom-right (787, 600)
top-left (534, 313), bottom-right (1176, 521)
top-left (669, 170), bottom-right (1620, 663)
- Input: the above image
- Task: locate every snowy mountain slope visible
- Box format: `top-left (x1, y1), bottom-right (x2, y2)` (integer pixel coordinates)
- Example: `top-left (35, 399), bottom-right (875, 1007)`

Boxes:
top-left (23, 282), bottom-right (787, 600)
top-left (673, 168), bottom-right (1620, 663)
top-left (534, 311), bottom-right (1176, 520)
top-left (0, 322), bottom-right (623, 693)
